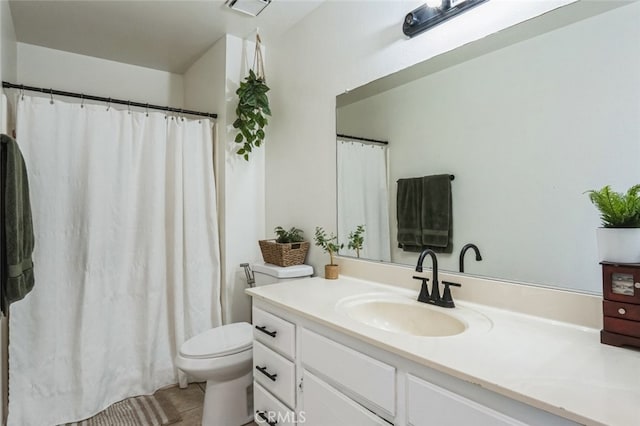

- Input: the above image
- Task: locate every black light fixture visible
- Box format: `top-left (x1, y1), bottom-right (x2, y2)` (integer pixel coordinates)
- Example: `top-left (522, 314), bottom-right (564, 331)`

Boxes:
top-left (403, 0), bottom-right (489, 38)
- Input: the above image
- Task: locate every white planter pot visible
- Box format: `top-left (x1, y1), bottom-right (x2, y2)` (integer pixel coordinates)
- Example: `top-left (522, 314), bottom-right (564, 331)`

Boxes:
top-left (596, 227), bottom-right (640, 263)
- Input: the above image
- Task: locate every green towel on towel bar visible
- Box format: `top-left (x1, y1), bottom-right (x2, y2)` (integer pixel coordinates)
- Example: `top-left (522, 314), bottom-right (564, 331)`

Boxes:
top-left (1, 134), bottom-right (35, 315)
top-left (397, 174), bottom-right (453, 253)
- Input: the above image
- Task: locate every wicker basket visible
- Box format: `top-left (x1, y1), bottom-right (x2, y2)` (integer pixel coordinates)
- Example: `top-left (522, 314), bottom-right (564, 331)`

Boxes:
top-left (259, 239), bottom-right (310, 267)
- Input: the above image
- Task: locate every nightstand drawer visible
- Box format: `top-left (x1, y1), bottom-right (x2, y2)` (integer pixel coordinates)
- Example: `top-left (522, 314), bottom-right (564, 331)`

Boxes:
top-left (603, 300), bottom-right (640, 322)
top-left (603, 316), bottom-right (640, 338)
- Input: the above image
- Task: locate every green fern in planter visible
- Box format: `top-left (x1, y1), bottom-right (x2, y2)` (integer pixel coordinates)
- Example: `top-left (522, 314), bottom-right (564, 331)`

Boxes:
top-left (586, 184), bottom-right (640, 228)
top-left (274, 226), bottom-right (304, 244)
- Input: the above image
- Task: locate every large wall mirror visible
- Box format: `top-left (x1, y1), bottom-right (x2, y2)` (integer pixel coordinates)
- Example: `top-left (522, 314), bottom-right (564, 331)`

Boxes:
top-left (336, 1), bottom-right (640, 294)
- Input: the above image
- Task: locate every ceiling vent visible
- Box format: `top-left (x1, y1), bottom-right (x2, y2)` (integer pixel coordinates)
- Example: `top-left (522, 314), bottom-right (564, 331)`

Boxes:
top-left (226, 0), bottom-right (271, 17)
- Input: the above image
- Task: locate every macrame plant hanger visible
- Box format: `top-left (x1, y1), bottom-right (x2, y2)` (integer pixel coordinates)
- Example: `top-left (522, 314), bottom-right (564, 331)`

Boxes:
top-left (253, 32), bottom-right (266, 82)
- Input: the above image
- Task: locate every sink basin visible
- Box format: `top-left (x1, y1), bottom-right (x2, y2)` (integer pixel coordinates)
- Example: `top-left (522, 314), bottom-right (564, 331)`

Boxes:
top-left (336, 293), bottom-right (492, 337)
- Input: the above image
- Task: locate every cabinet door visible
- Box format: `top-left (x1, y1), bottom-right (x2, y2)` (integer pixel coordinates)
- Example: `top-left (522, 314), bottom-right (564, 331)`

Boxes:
top-left (302, 370), bottom-right (391, 426)
top-left (602, 265), bottom-right (640, 304)
top-left (407, 375), bottom-right (526, 426)
top-left (300, 328), bottom-right (395, 415)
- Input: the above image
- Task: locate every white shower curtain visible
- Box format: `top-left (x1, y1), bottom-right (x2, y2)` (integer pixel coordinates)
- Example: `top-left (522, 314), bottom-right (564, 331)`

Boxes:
top-left (8, 95), bottom-right (222, 425)
top-left (337, 140), bottom-right (391, 262)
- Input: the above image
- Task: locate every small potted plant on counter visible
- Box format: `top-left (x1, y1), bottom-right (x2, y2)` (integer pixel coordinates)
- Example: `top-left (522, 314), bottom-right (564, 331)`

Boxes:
top-left (314, 227), bottom-right (343, 279)
top-left (347, 224), bottom-right (365, 258)
top-left (259, 226), bottom-right (309, 267)
top-left (586, 184), bottom-right (640, 263)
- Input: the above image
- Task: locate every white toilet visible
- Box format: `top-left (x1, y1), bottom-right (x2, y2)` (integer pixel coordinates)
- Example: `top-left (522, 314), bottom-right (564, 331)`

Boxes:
top-left (175, 262), bottom-right (313, 426)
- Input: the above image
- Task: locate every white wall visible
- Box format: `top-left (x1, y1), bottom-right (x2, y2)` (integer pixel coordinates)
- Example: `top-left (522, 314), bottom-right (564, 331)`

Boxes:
top-left (16, 43), bottom-right (183, 107)
top-left (184, 34), bottom-right (265, 325)
top-left (0, 0), bottom-right (17, 84)
top-left (337, 2), bottom-right (640, 293)
top-left (266, 0), bottom-right (577, 276)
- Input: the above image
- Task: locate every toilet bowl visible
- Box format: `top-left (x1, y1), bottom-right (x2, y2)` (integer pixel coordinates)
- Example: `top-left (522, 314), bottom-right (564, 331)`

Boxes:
top-left (176, 262), bottom-right (313, 426)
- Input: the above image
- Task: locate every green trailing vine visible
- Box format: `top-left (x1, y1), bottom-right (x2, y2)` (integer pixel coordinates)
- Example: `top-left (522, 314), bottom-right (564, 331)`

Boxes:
top-left (233, 34), bottom-right (270, 161)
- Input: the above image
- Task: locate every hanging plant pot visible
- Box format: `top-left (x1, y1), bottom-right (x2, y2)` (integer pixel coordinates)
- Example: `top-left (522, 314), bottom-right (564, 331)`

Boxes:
top-left (233, 34), bottom-right (271, 161)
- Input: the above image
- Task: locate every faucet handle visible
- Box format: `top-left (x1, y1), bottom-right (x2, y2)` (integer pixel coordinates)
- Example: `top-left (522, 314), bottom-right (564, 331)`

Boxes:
top-left (440, 281), bottom-right (461, 308)
top-left (413, 276), bottom-right (430, 303)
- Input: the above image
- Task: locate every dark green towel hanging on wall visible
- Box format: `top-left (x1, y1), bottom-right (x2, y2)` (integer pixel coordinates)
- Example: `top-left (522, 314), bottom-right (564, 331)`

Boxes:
top-left (397, 174), bottom-right (453, 253)
top-left (1, 133), bottom-right (35, 315)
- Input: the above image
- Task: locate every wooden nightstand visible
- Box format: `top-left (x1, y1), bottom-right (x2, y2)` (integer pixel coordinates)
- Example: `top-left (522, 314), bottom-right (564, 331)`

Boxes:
top-left (601, 262), bottom-right (640, 349)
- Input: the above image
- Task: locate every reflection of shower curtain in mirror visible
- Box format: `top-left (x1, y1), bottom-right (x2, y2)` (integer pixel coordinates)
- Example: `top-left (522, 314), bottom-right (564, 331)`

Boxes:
top-left (337, 140), bottom-right (391, 262)
top-left (8, 95), bottom-right (222, 425)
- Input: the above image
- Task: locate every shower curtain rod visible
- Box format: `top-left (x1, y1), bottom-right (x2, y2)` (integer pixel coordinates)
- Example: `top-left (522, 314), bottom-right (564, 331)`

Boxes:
top-left (2, 81), bottom-right (218, 119)
top-left (337, 133), bottom-right (388, 145)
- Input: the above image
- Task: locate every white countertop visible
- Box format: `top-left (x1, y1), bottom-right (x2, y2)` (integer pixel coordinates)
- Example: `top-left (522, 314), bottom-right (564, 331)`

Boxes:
top-left (246, 276), bottom-right (640, 426)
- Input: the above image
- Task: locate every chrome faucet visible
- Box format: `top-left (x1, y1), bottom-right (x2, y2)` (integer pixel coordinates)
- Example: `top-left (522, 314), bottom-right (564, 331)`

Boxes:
top-left (414, 248), bottom-right (461, 308)
top-left (459, 243), bottom-right (482, 273)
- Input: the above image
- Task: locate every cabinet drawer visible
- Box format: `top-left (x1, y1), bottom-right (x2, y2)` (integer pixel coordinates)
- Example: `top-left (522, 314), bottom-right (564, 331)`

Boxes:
top-left (253, 341), bottom-right (296, 408)
top-left (407, 375), bottom-right (526, 426)
top-left (302, 370), bottom-right (390, 426)
top-left (254, 381), bottom-right (296, 426)
top-left (603, 300), bottom-right (640, 322)
top-left (603, 316), bottom-right (640, 338)
top-left (300, 328), bottom-right (395, 415)
top-left (253, 307), bottom-right (296, 359)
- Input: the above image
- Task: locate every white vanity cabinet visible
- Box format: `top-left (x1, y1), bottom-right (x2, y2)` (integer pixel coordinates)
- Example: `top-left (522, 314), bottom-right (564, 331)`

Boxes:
top-left (251, 301), bottom-right (581, 426)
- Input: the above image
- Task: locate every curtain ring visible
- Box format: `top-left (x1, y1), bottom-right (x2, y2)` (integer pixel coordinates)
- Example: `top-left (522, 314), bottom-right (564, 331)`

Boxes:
top-left (180, 109), bottom-right (184, 122)
top-left (49, 89), bottom-right (54, 105)
top-left (19, 85), bottom-right (24, 101)
top-left (106, 98), bottom-right (111, 111)
top-left (80, 94), bottom-right (85, 108)
top-left (127, 101), bottom-right (131, 115)
top-left (145, 103), bottom-right (149, 117)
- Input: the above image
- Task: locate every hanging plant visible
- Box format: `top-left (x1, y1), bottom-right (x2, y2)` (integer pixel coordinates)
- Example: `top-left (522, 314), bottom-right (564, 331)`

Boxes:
top-left (233, 34), bottom-right (271, 161)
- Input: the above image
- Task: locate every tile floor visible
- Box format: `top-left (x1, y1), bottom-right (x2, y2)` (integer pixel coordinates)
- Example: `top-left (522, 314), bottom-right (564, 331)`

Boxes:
top-left (154, 383), bottom-right (257, 426)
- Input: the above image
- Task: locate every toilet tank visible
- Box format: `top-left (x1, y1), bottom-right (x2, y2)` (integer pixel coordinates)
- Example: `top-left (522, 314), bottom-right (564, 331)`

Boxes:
top-left (252, 263), bottom-right (313, 286)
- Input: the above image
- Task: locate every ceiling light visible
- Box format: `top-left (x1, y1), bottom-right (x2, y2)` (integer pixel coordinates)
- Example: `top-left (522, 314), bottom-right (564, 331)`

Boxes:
top-left (403, 0), bottom-right (488, 38)
top-left (226, 0), bottom-right (271, 17)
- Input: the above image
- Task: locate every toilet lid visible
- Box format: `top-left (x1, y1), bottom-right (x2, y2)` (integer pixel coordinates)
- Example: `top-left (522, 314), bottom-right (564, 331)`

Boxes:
top-left (180, 322), bottom-right (253, 359)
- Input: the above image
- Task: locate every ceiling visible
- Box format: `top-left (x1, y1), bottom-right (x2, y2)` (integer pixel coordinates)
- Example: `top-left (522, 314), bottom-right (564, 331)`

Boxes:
top-left (9, 0), bottom-right (325, 74)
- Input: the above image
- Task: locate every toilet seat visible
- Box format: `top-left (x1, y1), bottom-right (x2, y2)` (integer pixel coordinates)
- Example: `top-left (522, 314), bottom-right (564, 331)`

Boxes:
top-left (179, 322), bottom-right (253, 359)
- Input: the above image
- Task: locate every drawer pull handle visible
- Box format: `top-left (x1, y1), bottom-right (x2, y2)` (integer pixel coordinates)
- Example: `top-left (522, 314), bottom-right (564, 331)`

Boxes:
top-left (256, 365), bottom-right (278, 381)
top-left (255, 325), bottom-right (277, 337)
top-left (618, 308), bottom-right (627, 315)
top-left (256, 410), bottom-right (278, 426)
